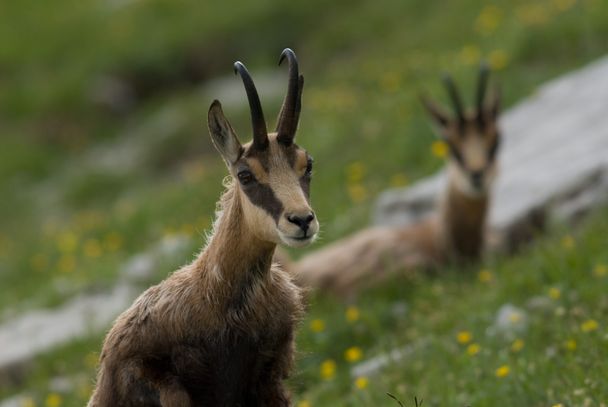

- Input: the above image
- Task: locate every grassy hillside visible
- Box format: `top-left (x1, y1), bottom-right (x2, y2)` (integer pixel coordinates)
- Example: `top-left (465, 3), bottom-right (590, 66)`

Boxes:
top-left (1, 0), bottom-right (607, 405)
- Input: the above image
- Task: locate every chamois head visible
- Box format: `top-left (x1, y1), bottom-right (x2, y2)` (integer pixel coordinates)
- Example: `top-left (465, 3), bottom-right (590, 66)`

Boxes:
top-left (421, 64), bottom-right (501, 197)
top-left (208, 49), bottom-right (319, 248)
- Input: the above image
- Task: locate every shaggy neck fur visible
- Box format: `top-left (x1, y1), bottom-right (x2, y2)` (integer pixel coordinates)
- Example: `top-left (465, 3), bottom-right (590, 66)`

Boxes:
top-left (194, 180), bottom-right (276, 300)
top-left (439, 174), bottom-right (489, 261)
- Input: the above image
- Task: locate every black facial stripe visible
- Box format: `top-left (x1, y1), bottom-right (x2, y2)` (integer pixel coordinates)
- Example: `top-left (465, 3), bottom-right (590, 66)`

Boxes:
top-left (300, 176), bottom-right (311, 202)
top-left (488, 135), bottom-right (500, 161)
top-left (241, 182), bottom-right (284, 223)
top-left (447, 141), bottom-right (464, 165)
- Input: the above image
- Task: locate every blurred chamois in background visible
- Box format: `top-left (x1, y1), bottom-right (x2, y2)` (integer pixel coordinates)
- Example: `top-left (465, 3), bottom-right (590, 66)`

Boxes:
top-left (293, 65), bottom-right (501, 297)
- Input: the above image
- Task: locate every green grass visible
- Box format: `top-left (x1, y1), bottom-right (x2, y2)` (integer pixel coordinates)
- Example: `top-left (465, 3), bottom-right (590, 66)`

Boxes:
top-left (4, 206), bottom-right (607, 406)
top-left (1, 0), bottom-right (608, 404)
top-left (293, 207), bottom-right (608, 406)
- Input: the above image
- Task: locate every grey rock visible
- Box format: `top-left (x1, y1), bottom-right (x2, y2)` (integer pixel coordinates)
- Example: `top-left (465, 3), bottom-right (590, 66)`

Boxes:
top-left (374, 56), bottom-right (608, 248)
top-left (0, 395), bottom-right (29, 407)
top-left (350, 337), bottom-right (430, 378)
top-left (49, 375), bottom-right (74, 393)
top-left (526, 295), bottom-right (554, 313)
top-left (121, 253), bottom-right (155, 282)
top-left (489, 303), bottom-right (528, 339)
top-left (89, 75), bottom-right (136, 114)
top-left (0, 285), bottom-right (135, 376)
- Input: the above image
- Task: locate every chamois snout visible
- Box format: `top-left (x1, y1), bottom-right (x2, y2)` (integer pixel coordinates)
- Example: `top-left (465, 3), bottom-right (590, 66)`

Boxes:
top-left (470, 170), bottom-right (484, 190)
top-left (287, 211), bottom-right (315, 233)
top-left (279, 206), bottom-right (318, 248)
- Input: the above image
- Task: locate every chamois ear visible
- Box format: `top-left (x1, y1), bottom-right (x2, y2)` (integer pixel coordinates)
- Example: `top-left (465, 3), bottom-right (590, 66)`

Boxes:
top-left (208, 100), bottom-right (243, 165)
top-left (420, 94), bottom-right (450, 132)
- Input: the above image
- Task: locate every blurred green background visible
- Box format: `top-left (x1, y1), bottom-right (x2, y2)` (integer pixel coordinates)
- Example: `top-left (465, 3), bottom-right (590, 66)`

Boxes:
top-left (1, 0), bottom-right (607, 405)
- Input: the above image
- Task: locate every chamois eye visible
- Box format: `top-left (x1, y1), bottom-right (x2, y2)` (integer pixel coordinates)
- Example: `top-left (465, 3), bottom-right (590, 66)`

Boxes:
top-left (304, 157), bottom-right (313, 177)
top-left (488, 137), bottom-right (500, 160)
top-left (237, 170), bottom-right (255, 185)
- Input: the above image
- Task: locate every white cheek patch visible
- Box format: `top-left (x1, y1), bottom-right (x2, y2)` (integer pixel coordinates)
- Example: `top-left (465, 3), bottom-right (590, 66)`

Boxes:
top-left (242, 195), bottom-right (282, 243)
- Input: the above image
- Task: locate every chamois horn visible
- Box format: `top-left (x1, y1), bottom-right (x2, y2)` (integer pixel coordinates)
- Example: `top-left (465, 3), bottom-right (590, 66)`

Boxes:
top-left (476, 62), bottom-right (490, 127)
top-left (442, 73), bottom-right (465, 125)
top-left (234, 61), bottom-right (269, 150)
top-left (276, 48), bottom-right (303, 144)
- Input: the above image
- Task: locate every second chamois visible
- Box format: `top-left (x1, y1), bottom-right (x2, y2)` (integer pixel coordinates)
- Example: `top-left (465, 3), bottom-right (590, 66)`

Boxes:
top-left (294, 65), bottom-right (501, 295)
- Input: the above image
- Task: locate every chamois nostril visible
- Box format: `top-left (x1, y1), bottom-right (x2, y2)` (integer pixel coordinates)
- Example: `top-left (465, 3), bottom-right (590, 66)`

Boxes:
top-left (470, 171), bottom-right (484, 188)
top-left (286, 212), bottom-right (314, 232)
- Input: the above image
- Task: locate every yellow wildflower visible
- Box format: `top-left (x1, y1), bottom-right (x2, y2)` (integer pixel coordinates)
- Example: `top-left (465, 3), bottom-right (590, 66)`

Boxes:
top-left (347, 184), bottom-right (368, 203)
top-left (509, 312), bottom-right (522, 323)
top-left (309, 319), bottom-right (325, 333)
top-left (180, 224), bottom-right (195, 237)
top-left (459, 45), bottom-right (481, 66)
top-left (320, 359), bottom-right (336, 380)
top-left (163, 226), bottom-right (177, 237)
top-left (478, 269), bottom-right (493, 283)
top-left (355, 376), bottom-right (369, 390)
top-left (116, 199), bottom-right (135, 217)
top-left (467, 343), bottom-right (481, 356)
top-left (488, 50), bottom-right (509, 71)
top-left (431, 140), bottom-right (448, 158)
top-left (548, 287), bottom-right (561, 300)
top-left (84, 239), bottom-right (103, 258)
top-left (85, 352), bottom-right (99, 369)
top-left (297, 401), bottom-right (311, 407)
top-left (511, 339), bottom-right (525, 352)
top-left (390, 173), bottom-right (408, 187)
top-left (57, 232), bottom-right (78, 253)
top-left (553, 0), bottom-right (576, 11)
top-left (564, 339), bottom-right (577, 351)
top-left (561, 235), bottom-right (575, 250)
top-left (78, 382), bottom-right (92, 399)
top-left (457, 331), bottom-right (473, 344)
top-left (552, 404), bottom-right (564, 407)
top-left (346, 162), bottom-right (366, 183)
top-left (45, 393), bottom-right (62, 407)
top-left (103, 232), bottom-right (123, 252)
top-left (581, 319), bottom-right (599, 332)
top-left (475, 5), bottom-right (503, 35)
top-left (593, 263), bottom-right (607, 278)
top-left (344, 346), bottom-right (363, 363)
top-left (20, 397), bottom-right (36, 407)
top-left (345, 306), bottom-right (360, 323)
top-left (516, 4), bottom-right (549, 26)
top-left (380, 72), bottom-right (401, 93)
top-left (495, 365), bottom-right (510, 378)
top-left (30, 253), bottom-right (49, 272)
top-left (57, 255), bottom-right (76, 273)
top-left (181, 161), bottom-right (205, 182)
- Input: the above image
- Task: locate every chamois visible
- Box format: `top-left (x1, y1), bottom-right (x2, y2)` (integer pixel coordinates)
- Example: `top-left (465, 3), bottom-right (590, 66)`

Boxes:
top-left (88, 49), bottom-right (319, 406)
top-left (294, 65), bottom-right (500, 295)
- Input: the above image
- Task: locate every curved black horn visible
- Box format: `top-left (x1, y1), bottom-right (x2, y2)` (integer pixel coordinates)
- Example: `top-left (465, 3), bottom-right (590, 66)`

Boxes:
top-left (234, 61), bottom-right (268, 150)
top-left (442, 74), bottom-right (465, 125)
top-left (276, 48), bottom-right (301, 144)
top-left (476, 62), bottom-right (490, 127)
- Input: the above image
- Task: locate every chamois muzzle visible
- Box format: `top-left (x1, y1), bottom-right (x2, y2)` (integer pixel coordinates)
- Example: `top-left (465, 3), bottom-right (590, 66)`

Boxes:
top-left (286, 212), bottom-right (315, 235)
